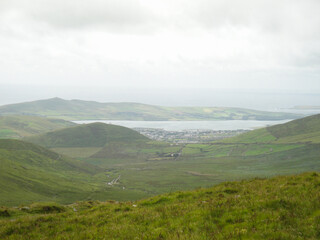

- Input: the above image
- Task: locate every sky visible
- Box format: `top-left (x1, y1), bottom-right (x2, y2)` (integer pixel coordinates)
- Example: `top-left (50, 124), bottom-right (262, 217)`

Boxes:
top-left (0, 0), bottom-right (319, 108)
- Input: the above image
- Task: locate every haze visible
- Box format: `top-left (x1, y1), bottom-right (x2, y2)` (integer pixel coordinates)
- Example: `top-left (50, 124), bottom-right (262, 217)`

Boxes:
top-left (0, 0), bottom-right (319, 109)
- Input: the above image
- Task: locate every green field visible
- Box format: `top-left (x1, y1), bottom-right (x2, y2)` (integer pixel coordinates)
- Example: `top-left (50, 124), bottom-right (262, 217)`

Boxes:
top-left (0, 114), bottom-right (319, 207)
top-left (25, 122), bottom-right (148, 148)
top-left (0, 97), bottom-right (302, 120)
top-left (222, 114), bottom-right (320, 144)
top-left (1, 113), bottom-right (320, 239)
top-left (0, 115), bottom-right (75, 139)
top-left (16, 115), bottom-right (319, 206)
top-left (0, 139), bottom-right (110, 206)
top-left (1, 172), bottom-right (320, 239)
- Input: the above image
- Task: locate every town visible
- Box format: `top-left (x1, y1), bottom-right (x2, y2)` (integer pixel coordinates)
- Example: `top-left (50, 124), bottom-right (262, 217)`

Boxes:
top-left (134, 128), bottom-right (249, 143)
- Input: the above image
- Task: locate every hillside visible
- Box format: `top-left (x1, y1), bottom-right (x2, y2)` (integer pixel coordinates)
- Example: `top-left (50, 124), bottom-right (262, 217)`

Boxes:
top-left (222, 113), bottom-right (320, 144)
top-left (33, 114), bottom-right (319, 203)
top-left (25, 122), bottom-right (149, 148)
top-left (0, 115), bottom-right (75, 138)
top-left (1, 172), bottom-right (320, 239)
top-left (0, 139), bottom-right (111, 206)
top-left (2, 114), bottom-right (320, 208)
top-left (24, 121), bottom-right (187, 163)
top-left (0, 97), bottom-right (301, 121)
top-left (293, 105), bottom-right (320, 110)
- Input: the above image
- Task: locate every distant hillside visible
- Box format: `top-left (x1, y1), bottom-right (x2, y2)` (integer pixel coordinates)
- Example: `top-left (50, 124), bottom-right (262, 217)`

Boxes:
top-left (1, 172), bottom-right (320, 239)
top-left (25, 122), bottom-right (149, 148)
top-left (293, 105), bottom-right (320, 110)
top-left (0, 97), bottom-right (302, 121)
top-left (24, 122), bottom-right (183, 161)
top-left (222, 113), bottom-right (320, 144)
top-left (1, 114), bottom-right (320, 209)
top-left (0, 115), bottom-right (75, 139)
top-left (0, 139), bottom-right (108, 206)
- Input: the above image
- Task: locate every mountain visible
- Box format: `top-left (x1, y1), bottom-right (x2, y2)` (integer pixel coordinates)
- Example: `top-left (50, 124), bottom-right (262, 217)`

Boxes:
top-left (0, 97), bottom-right (302, 121)
top-left (23, 114), bottom-right (318, 203)
top-left (2, 114), bottom-right (320, 208)
top-left (1, 172), bottom-right (319, 239)
top-left (25, 122), bottom-right (149, 148)
top-left (0, 139), bottom-right (108, 206)
top-left (25, 121), bottom-right (185, 162)
top-left (222, 113), bottom-right (320, 144)
top-left (0, 115), bottom-right (75, 139)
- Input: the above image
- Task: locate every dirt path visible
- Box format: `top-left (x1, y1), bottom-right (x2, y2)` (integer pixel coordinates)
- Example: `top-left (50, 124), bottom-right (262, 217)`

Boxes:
top-left (107, 175), bottom-right (121, 186)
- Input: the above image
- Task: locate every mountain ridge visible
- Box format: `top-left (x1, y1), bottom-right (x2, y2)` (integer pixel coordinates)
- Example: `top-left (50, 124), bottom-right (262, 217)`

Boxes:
top-left (0, 97), bottom-right (302, 121)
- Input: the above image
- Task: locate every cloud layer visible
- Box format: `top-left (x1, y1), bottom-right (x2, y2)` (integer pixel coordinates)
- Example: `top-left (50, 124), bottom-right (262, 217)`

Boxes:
top-left (0, 0), bottom-right (319, 92)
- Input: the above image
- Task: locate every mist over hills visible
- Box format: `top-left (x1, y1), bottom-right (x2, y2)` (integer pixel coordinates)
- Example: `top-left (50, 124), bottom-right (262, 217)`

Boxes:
top-left (0, 97), bottom-right (302, 121)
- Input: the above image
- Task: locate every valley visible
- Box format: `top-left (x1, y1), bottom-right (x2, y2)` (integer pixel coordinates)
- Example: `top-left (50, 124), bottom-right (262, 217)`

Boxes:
top-left (0, 106), bottom-right (320, 239)
top-left (0, 113), bottom-right (318, 206)
top-left (1, 1), bottom-right (319, 238)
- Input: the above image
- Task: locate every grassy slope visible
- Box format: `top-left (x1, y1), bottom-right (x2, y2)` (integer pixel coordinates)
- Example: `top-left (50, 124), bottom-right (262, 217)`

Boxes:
top-left (0, 97), bottom-right (301, 120)
top-left (2, 114), bottom-right (320, 208)
top-left (1, 172), bottom-right (320, 239)
top-left (25, 121), bottom-right (182, 165)
top-left (222, 113), bottom-right (320, 144)
top-left (25, 122), bottom-right (149, 148)
top-left (0, 115), bottom-right (75, 138)
top-left (0, 139), bottom-right (112, 206)
top-left (43, 115), bottom-right (318, 203)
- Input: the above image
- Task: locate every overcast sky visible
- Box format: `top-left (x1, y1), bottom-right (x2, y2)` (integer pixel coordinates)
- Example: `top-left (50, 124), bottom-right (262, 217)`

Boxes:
top-left (0, 0), bottom-right (319, 107)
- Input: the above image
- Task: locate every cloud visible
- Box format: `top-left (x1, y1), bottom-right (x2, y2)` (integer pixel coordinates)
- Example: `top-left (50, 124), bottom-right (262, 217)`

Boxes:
top-left (2, 0), bottom-right (318, 35)
top-left (0, 0), bottom-right (319, 93)
top-left (0, 0), bottom-right (157, 32)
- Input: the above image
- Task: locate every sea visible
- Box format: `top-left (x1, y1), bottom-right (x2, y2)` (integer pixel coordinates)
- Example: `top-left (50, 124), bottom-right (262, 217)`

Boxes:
top-left (74, 119), bottom-right (293, 131)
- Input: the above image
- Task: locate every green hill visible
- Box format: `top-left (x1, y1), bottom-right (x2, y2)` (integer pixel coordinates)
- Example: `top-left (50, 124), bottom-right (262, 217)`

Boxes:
top-left (222, 113), bottom-right (320, 144)
top-left (0, 115), bottom-right (75, 139)
top-left (70, 114), bottom-right (320, 203)
top-left (1, 172), bottom-right (320, 239)
top-left (25, 122), bottom-right (149, 148)
top-left (0, 139), bottom-right (111, 206)
top-left (1, 114), bottom-right (320, 211)
top-left (0, 97), bottom-right (301, 120)
top-left (34, 114), bottom-right (318, 204)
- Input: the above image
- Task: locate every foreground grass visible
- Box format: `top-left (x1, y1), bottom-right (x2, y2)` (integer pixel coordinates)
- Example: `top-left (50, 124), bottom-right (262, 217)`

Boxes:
top-left (1, 172), bottom-right (320, 239)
